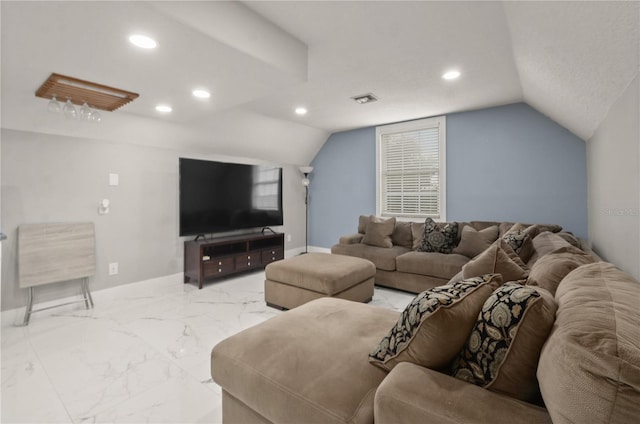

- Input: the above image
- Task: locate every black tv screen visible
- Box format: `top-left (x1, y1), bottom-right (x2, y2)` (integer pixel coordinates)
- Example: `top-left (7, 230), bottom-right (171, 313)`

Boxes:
top-left (179, 158), bottom-right (283, 236)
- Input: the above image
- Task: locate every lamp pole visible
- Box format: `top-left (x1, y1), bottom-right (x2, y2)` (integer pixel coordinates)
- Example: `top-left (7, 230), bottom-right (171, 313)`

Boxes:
top-left (299, 166), bottom-right (313, 255)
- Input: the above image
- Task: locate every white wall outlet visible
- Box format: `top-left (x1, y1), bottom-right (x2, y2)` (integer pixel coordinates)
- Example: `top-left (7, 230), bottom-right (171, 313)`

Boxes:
top-left (108, 262), bottom-right (119, 276)
top-left (287, 234), bottom-right (292, 242)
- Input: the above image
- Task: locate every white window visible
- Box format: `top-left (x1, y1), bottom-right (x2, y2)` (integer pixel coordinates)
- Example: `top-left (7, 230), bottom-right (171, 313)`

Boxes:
top-left (376, 116), bottom-right (446, 220)
top-left (252, 166), bottom-right (280, 210)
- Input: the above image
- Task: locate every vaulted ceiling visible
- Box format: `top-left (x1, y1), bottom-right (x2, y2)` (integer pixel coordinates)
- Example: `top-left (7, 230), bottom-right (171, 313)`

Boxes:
top-left (1, 1), bottom-right (638, 166)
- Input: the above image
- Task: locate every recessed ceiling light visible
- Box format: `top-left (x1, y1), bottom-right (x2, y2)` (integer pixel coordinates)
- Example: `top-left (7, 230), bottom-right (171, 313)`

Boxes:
top-left (155, 104), bottom-right (172, 113)
top-left (295, 107), bottom-right (307, 115)
top-left (129, 34), bottom-right (157, 49)
top-left (192, 89), bottom-right (211, 99)
top-left (442, 70), bottom-right (461, 80)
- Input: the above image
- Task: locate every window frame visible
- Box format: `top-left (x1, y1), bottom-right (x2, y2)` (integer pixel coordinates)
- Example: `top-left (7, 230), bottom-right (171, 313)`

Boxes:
top-left (375, 116), bottom-right (447, 221)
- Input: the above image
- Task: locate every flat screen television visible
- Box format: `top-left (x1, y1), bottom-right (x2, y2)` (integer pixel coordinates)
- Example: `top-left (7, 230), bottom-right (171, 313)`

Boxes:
top-left (179, 158), bottom-right (283, 236)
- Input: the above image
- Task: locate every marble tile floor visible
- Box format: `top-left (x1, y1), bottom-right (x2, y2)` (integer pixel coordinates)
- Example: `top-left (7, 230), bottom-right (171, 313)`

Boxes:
top-left (1, 271), bottom-right (414, 424)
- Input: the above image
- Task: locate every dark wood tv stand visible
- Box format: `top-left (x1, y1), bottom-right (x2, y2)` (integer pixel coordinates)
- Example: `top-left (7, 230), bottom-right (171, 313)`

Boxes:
top-left (184, 232), bottom-right (285, 289)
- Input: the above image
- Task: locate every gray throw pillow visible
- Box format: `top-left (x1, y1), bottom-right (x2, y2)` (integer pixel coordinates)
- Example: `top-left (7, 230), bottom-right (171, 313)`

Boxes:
top-left (362, 217), bottom-right (396, 248)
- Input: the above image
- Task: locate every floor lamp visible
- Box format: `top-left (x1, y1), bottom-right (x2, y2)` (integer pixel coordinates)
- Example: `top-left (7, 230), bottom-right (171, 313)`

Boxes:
top-left (300, 166), bottom-right (313, 254)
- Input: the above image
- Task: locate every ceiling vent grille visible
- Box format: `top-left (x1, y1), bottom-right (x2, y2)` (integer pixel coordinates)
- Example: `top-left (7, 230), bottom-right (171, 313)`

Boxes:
top-left (351, 93), bottom-right (378, 104)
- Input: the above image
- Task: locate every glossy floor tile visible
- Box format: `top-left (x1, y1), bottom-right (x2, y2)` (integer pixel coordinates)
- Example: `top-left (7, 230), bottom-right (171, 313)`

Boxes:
top-left (1, 271), bottom-right (413, 423)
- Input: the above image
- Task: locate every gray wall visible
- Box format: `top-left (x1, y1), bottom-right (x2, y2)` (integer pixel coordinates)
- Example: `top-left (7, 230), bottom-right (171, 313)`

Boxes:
top-left (587, 76), bottom-right (640, 281)
top-left (1, 129), bottom-right (307, 311)
top-left (309, 103), bottom-right (588, 248)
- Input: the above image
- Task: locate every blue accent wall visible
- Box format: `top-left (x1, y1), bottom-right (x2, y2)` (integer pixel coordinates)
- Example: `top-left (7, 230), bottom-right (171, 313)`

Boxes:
top-left (309, 103), bottom-right (587, 248)
top-left (308, 127), bottom-right (376, 248)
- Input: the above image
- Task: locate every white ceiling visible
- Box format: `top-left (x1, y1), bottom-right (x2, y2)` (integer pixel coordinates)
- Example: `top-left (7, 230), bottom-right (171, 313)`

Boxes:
top-left (1, 1), bottom-right (638, 166)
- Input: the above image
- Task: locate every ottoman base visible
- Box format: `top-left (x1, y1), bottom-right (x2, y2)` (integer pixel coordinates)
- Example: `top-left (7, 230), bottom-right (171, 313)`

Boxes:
top-left (264, 253), bottom-right (376, 310)
top-left (265, 277), bottom-right (374, 310)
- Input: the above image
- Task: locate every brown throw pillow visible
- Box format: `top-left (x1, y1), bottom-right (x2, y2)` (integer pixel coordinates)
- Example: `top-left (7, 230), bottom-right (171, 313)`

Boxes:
top-left (526, 246), bottom-right (595, 295)
top-left (369, 274), bottom-right (503, 372)
top-left (451, 283), bottom-right (557, 402)
top-left (453, 225), bottom-right (499, 258)
top-left (362, 217), bottom-right (396, 248)
top-left (462, 239), bottom-right (529, 282)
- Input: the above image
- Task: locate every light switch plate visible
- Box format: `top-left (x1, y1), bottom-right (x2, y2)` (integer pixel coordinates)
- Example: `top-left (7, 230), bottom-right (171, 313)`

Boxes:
top-left (109, 173), bottom-right (119, 186)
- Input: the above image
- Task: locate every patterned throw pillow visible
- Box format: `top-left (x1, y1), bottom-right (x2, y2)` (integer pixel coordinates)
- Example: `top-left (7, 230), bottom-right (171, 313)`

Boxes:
top-left (369, 274), bottom-right (503, 372)
top-left (417, 218), bottom-right (459, 253)
top-left (502, 232), bottom-right (534, 263)
top-left (451, 282), bottom-right (557, 402)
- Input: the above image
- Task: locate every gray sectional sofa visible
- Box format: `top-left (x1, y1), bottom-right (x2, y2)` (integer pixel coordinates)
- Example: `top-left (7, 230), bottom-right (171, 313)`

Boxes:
top-left (211, 227), bottom-right (640, 423)
top-left (331, 215), bottom-right (565, 293)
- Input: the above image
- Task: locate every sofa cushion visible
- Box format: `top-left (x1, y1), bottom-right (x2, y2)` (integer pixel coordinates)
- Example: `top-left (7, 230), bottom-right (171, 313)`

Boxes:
top-left (411, 222), bottom-right (425, 250)
top-left (527, 231), bottom-right (572, 265)
top-left (358, 215), bottom-right (369, 234)
top-left (462, 240), bottom-right (529, 282)
top-left (556, 231), bottom-right (581, 248)
top-left (538, 262), bottom-right (640, 424)
top-left (392, 221), bottom-right (413, 249)
top-left (417, 218), bottom-right (459, 254)
top-left (362, 217), bottom-right (395, 248)
top-left (396, 251), bottom-right (469, 280)
top-left (370, 274), bottom-right (502, 372)
top-left (211, 298), bottom-right (400, 424)
top-left (451, 283), bottom-right (557, 402)
top-left (453, 225), bottom-right (499, 258)
top-left (526, 246), bottom-right (595, 295)
top-left (375, 362), bottom-right (553, 424)
top-left (331, 243), bottom-right (410, 271)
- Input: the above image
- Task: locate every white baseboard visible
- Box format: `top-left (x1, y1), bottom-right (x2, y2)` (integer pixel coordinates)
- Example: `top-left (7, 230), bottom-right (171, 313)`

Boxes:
top-left (1, 273), bottom-right (184, 328)
top-left (2, 247), bottom-right (333, 327)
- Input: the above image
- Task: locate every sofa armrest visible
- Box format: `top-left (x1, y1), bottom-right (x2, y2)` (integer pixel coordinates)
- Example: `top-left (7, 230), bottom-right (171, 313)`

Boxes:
top-left (339, 233), bottom-right (364, 244)
top-left (375, 363), bottom-right (551, 424)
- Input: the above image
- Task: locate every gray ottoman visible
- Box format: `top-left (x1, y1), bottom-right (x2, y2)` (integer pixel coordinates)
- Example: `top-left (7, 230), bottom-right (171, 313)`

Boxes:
top-left (264, 253), bottom-right (375, 309)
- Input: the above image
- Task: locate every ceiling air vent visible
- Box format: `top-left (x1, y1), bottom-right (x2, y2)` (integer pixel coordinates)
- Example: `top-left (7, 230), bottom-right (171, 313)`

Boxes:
top-left (351, 93), bottom-right (378, 104)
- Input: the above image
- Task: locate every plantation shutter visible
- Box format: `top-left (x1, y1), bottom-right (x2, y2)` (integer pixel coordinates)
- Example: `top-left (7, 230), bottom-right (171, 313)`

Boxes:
top-left (380, 123), bottom-right (442, 218)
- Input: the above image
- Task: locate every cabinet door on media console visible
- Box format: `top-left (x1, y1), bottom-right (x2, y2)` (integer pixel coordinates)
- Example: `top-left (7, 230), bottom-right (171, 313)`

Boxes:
top-left (203, 257), bottom-right (234, 278)
top-left (261, 247), bottom-right (284, 265)
top-left (235, 252), bottom-right (262, 271)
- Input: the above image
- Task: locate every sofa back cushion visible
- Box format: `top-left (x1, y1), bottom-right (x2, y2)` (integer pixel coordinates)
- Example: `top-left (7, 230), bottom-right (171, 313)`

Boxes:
top-left (358, 215), bottom-right (368, 233)
top-left (527, 246), bottom-right (595, 296)
top-left (527, 231), bottom-right (572, 265)
top-left (392, 221), bottom-right (413, 249)
top-left (537, 262), bottom-right (640, 424)
top-left (411, 222), bottom-right (425, 250)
